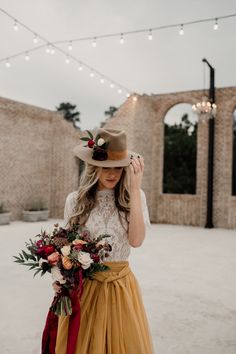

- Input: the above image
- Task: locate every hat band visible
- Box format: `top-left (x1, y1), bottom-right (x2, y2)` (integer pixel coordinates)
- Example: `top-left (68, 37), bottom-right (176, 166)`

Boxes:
top-left (107, 149), bottom-right (128, 161)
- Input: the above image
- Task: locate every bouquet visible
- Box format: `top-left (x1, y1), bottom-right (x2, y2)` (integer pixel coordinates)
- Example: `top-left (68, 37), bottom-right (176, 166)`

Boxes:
top-left (14, 223), bottom-right (112, 316)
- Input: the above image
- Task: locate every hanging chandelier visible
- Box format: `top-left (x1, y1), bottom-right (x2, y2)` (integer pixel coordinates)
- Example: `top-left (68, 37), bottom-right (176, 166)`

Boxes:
top-left (192, 96), bottom-right (217, 120)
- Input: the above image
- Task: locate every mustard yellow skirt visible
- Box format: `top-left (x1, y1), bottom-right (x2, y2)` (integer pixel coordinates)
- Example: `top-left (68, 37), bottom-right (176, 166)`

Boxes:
top-left (55, 261), bottom-right (154, 354)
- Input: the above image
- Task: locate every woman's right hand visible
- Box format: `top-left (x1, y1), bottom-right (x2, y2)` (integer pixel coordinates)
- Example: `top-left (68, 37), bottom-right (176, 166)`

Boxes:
top-left (52, 281), bottom-right (62, 294)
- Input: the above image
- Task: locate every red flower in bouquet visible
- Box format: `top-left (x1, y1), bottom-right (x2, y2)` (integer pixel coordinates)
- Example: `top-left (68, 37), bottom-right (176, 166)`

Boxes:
top-left (13, 223), bottom-right (112, 315)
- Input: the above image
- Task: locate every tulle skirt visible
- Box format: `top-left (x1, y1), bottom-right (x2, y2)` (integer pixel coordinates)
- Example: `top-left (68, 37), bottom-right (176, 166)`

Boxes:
top-left (55, 261), bottom-right (154, 354)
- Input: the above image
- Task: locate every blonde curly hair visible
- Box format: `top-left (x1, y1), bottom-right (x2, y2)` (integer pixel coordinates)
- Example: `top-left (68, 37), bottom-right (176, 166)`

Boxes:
top-left (68, 163), bottom-right (130, 228)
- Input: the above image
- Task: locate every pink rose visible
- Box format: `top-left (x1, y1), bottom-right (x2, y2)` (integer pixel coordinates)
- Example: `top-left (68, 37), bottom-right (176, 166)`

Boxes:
top-left (47, 252), bottom-right (60, 266)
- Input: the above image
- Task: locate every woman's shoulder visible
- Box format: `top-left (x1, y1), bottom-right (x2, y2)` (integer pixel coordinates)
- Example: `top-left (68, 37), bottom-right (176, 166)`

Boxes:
top-left (65, 190), bottom-right (79, 209)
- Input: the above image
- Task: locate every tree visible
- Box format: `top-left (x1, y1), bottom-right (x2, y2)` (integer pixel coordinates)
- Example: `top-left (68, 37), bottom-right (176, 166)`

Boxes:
top-left (56, 102), bottom-right (81, 129)
top-left (104, 106), bottom-right (118, 118)
top-left (163, 114), bottom-right (198, 194)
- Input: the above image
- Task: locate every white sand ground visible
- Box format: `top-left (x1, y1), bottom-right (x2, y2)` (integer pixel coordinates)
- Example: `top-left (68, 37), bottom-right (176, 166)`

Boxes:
top-left (0, 220), bottom-right (236, 354)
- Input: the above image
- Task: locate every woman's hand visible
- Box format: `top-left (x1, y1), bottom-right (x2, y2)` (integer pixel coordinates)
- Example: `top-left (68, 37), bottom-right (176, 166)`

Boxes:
top-left (128, 155), bottom-right (144, 191)
top-left (52, 281), bottom-right (62, 294)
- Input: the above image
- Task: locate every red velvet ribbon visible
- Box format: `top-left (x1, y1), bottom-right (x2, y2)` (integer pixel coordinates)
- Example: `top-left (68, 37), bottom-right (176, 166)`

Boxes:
top-left (42, 269), bottom-right (83, 354)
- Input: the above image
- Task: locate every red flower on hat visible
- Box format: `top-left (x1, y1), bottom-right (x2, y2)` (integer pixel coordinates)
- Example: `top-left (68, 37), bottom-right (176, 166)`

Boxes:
top-left (80, 130), bottom-right (109, 161)
top-left (88, 139), bottom-right (95, 148)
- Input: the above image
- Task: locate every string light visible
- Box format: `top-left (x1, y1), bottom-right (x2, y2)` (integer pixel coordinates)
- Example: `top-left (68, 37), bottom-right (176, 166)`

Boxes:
top-left (132, 95), bottom-right (138, 102)
top-left (65, 56), bottom-right (70, 64)
top-left (33, 35), bottom-right (39, 44)
top-left (120, 33), bottom-right (124, 44)
top-left (92, 37), bottom-right (97, 47)
top-left (126, 93), bottom-right (130, 98)
top-left (68, 41), bottom-right (73, 51)
top-left (213, 18), bottom-right (219, 30)
top-left (25, 52), bottom-right (30, 61)
top-left (5, 59), bottom-right (11, 68)
top-left (47, 13), bottom-right (236, 48)
top-left (179, 24), bottom-right (184, 35)
top-left (0, 8), bottom-right (133, 98)
top-left (50, 46), bottom-right (55, 55)
top-left (45, 44), bottom-right (51, 54)
top-left (148, 29), bottom-right (153, 41)
top-left (118, 88), bottom-right (122, 94)
top-left (2, 7), bottom-right (235, 100)
top-left (13, 19), bottom-right (18, 31)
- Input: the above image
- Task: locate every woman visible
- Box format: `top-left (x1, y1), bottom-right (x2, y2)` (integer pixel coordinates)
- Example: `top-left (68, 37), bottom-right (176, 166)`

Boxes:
top-left (53, 128), bottom-right (154, 354)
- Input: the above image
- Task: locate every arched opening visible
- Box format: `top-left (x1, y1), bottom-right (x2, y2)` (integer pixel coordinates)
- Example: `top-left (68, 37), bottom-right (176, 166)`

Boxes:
top-left (232, 108), bottom-right (236, 196)
top-left (163, 103), bottom-right (198, 194)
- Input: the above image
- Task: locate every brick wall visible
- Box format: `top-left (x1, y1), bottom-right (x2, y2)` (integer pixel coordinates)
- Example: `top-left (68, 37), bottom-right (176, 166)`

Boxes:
top-left (1, 87), bottom-right (236, 228)
top-left (104, 87), bottom-right (236, 229)
top-left (0, 97), bottom-right (80, 220)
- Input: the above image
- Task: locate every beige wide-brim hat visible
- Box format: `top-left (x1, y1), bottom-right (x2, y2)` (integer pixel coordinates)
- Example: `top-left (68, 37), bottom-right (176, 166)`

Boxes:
top-left (73, 128), bottom-right (138, 167)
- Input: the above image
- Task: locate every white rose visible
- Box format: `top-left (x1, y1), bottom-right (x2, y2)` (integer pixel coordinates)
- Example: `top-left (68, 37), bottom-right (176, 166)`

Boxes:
top-left (61, 245), bottom-right (71, 256)
top-left (78, 251), bottom-right (94, 270)
top-left (51, 265), bottom-right (66, 284)
top-left (97, 138), bottom-right (105, 146)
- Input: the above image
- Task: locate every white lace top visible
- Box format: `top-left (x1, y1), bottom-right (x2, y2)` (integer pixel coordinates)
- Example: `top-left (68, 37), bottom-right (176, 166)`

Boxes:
top-left (63, 189), bottom-right (150, 261)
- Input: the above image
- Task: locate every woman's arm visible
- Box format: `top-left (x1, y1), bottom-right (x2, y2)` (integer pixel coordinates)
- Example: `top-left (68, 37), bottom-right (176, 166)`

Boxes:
top-left (128, 156), bottom-right (146, 247)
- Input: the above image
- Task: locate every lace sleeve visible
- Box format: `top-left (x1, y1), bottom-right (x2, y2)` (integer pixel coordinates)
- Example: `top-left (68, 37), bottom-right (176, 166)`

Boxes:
top-left (63, 191), bottom-right (78, 228)
top-left (140, 189), bottom-right (151, 228)
top-left (127, 189), bottom-right (151, 228)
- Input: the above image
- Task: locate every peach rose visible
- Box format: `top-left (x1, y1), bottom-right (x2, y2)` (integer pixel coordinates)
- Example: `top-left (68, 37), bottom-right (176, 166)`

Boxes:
top-left (47, 252), bottom-right (60, 266)
top-left (73, 239), bottom-right (87, 245)
top-left (62, 256), bottom-right (73, 270)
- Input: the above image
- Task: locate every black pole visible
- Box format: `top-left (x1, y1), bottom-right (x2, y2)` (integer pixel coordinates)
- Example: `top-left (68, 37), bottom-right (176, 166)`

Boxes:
top-left (202, 58), bottom-right (215, 228)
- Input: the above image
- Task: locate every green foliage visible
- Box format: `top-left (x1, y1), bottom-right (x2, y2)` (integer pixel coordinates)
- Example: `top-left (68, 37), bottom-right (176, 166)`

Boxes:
top-left (83, 263), bottom-right (110, 279)
top-left (0, 203), bottom-right (8, 213)
top-left (56, 102), bottom-right (80, 129)
top-left (104, 106), bottom-right (118, 118)
top-left (163, 114), bottom-right (197, 194)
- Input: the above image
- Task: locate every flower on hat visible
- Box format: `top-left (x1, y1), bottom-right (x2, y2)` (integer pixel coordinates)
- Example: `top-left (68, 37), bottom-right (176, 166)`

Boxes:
top-left (97, 138), bottom-right (105, 146)
top-left (80, 130), bottom-right (109, 161)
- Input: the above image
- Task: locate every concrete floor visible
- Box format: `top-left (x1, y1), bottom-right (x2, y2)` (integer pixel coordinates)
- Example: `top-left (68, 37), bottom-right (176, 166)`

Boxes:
top-left (0, 220), bottom-right (236, 354)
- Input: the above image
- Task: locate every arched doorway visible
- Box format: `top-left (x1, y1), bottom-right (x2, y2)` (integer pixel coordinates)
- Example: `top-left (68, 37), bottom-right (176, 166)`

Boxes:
top-left (163, 103), bottom-right (198, 194)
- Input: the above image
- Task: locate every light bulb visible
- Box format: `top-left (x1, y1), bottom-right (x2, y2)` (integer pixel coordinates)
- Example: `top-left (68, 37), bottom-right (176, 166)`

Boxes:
top-left (68, 41), bottom-right (73, 51)
top-left (25, 53), bottom-right (30, 61)
top-left (92, 38), bottom-right (97, 47)
top-left (148, 29), bottom-right (153, 41)
top-left (179, 24), bottom-right (184, 35)
top-left (118, 88), bottom-right (122, 94)
top-left (5, 60), bottom-right (11, 68)
top-left (133, 95), bottom-right (137, 102)
top-left (13, 20), bottom-right (19, 31)
top-left (78, 65), bottom-right (83, 71)
top-left (213, 19), bottom-right (218, 30)
top-left (126, 93), bottom-right (130, 98)
top-left (33, 35), bottom-right (39, 44)
top-left (90, 72), bottom-right (95, 78)
top-left (120, 34), bottom-right (124, 44)
top-left (65, 56), bottom-right (70, 64)
top-left (50, 46), bottom-right (55, 55)
top-left (100, 78), bottom-right (105, 84)
top-left (45, 44), bottom-right (51, 54)
top-left (110, 83), bottom-right (115, 89)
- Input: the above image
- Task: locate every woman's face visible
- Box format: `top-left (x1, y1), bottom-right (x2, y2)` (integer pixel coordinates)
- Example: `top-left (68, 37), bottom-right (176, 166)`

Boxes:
top-left (98, 167), bottom-right (123, 190)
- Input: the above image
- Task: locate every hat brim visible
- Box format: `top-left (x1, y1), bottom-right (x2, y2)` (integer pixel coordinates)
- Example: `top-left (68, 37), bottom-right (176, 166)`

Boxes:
top-left (73, 144), bottom-right (138, 167)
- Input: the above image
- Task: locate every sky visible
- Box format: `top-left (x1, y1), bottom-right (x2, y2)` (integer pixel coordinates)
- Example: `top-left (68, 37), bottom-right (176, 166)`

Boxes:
top-left (0, 0), bottom-right (236, 129)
